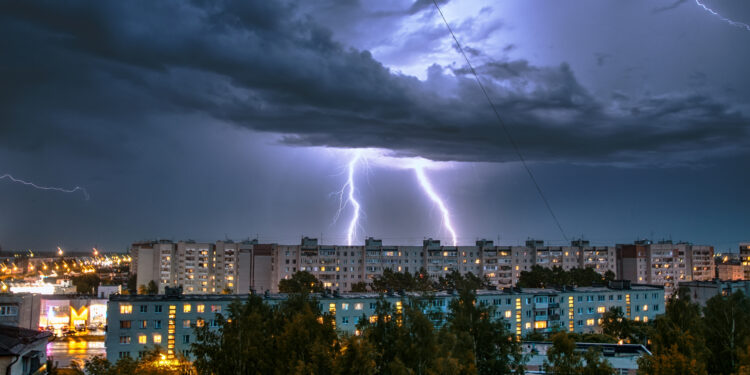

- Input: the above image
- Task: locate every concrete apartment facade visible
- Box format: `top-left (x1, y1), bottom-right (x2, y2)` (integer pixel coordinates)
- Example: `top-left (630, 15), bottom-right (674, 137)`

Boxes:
top-left (133, 238), bottom-right (624, 294)
top-left (679, 279), bottom-right (750, 307)
top-left (616, 240), bottom-right (715, 297)
top-left (133, 240), bottom-right (273, 295)
top-left (105, 283), bottom-right (664, 361)
top-left (739, 243), bottom-right (750, 279)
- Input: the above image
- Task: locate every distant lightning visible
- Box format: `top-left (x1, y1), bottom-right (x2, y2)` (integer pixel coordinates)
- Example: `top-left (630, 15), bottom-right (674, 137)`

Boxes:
top-left (413, 165), bottom-right (457, 246)
top-left (334, 152), bottom-right (363, 246)
top-left (695, 0), bottom-right (750, 32)
top-left (0, 174), bottom-right (89, 200)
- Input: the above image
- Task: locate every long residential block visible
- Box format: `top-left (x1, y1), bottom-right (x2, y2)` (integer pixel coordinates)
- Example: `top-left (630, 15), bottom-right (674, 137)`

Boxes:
top-left (105, 282), bottom-right (664, 361)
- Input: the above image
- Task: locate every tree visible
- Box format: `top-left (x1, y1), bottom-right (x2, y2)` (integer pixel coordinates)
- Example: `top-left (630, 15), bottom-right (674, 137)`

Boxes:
top-left (543, 332), bottom-right (615, 375)
top-left (138, 284), bottom-right (147, 295)
top-left (600, 307), bottom-right (631, 341)
top-left (637, 288), bottom-right (708, 375)
top-left (581, 347), bottom-right (616, 375)
top-left (350, 281), bottom-right (368, 292)
top-left (146, 280), bottom-right (159, 295)
top-left (437, 271), bottom-right (489, 291)
top-left (72, 274), bottom-right (101, 294)
top-left (277, 271), bottom-right (323, 294)
top-left (127, 274), bottom-right (137, 294)
top-left (445, 287), bottom-right (525, 375)
top-left (192, 293), bottom-right (339, 375)
top-left (543, 332), bottom-right (581, 374)
top-left (703, 291), bottom-right (750, 374)
top-left (517, 266), bottom-right (611, 288)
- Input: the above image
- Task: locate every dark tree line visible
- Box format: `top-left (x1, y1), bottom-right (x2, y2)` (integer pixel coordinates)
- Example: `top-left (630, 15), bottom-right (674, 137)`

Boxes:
top-left (635, 288), bottom-right (750, 375)
top-left (516, 266), bottom-right (615, 288)
top-left (189, 285), bottom-right (524, 375)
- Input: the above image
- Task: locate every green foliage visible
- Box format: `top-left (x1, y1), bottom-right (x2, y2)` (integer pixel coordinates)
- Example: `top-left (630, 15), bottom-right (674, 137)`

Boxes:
top-left (517, 266), bottom-right (611, 288)
top-left (147, 280), bottom-right (159, 294)
top-left (277, 271), bottom-right (324, 294)
top-left (126, 274), bottom-right (137, 294)
top-left (599, 306), bottom-right (649, 344)
top-left (191, 293), bottom-right (338, 375)
top-left (371, 268), bottom-right (435, 293)
top-left (703, 290), bottom-right (750, 375)
top-left (637, 288), bottom-right (708, 375)
top-left (436, 271), bottom-right (490, 291)
top-left (350, 281), bottom-right (368, 292)
top-left (72, 274), bottom-right (101, 294)
top-left (444, 288), bottom-right (525, 375)
top-left (543, 332), bottom-right (615, 375)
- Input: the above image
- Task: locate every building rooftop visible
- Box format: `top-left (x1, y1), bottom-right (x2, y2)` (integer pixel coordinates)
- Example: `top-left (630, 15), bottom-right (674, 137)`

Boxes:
top-left (109, 284), bottom-right (664, 302)
top-left (0, 325), bottom-right (52, 356)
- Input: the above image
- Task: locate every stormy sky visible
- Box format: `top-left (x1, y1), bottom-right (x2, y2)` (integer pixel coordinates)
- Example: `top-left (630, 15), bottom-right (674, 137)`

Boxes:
top-left (1, 0), bottom-right (748, 253)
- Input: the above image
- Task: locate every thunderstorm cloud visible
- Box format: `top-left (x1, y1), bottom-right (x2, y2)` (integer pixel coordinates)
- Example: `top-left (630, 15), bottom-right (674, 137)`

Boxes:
top-left (1, 0), bottom-right (748, 166)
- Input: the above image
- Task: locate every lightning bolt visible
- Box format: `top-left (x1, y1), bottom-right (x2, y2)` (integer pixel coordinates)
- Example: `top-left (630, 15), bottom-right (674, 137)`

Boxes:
top-left (334, 152), bottom-right (362, 246)
top-left (0, 173), bottom-right (89, 200)
top-left (413, 165), bottom-right (457, 246)
top-left (695, 0), bottom-right (750, 32)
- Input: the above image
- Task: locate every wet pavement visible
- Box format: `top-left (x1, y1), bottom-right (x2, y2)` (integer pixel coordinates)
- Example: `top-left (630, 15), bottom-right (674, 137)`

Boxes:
top-left (46, 338), bottom-right (106, 368)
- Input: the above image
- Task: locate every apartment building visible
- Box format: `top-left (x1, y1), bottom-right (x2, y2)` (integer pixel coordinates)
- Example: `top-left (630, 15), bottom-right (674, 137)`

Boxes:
top-left (133, 237), bottom-right (709, 294)
top-left (739, 243), bottom-right (750, 279)
top-left (273, 238), bottom-right (617, 292)
top-left (617, 240), bottom-right (715, 297)
top-left (132, 240), bottom-right (272, 295)
top-left (105, 282), bottom-right (664, 361)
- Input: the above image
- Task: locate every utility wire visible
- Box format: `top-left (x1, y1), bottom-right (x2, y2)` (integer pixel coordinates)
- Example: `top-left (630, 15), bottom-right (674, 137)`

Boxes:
top-left (431, 0), bottom-right (569, 242)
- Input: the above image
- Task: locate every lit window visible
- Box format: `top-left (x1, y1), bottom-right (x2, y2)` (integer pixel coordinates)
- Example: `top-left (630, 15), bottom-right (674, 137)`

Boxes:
top-left (369, 315), bottom-right (378, 323)
top-left (524, 322), bottom-right (531, 329)
top-left (505, 310), bottom-right (512, 318)
top-left (183, 320), bottom-right (190, 328)
top-left (183, 304), bottom-right (191, 313)
top-left (153, 334), bottom-right (162, 344)
top-left (329, 303), bottom-right (336, 313)
top-left (138, 335), bottom-right (147, 344)
top-left (354, 303), bottom-right (363, 310)
top-left (534, 321), bottom-right (547, 329)
top-left (643, 316), bottom-right (649, 323)
top-left (586, 319), bottom-right (595, 326)
top-left (196, 319), bottom-right (204, 327)
top-left (597, 306), bottom-right (606, 313)
top-left (643, 305), bottom-right (648, 311)
top-left (120, 305), bottom-right (133, 314)
top-left (341, 303), bottom-right (349, 311)
top-left (197, 305), bottom-right (205, 313)
top-left (211, 305), bottom-right (221, 313)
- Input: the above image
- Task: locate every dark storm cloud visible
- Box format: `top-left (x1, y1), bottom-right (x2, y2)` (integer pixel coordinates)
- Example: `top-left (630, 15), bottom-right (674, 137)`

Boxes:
top-left (1, 0), bottom-right (748, 166)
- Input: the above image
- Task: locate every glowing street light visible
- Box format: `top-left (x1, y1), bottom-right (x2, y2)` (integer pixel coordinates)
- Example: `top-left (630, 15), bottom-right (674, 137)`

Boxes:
top-left (93, 248), bottom-right (99, 257)
top-left (57, 247), bottom-right (64, 256)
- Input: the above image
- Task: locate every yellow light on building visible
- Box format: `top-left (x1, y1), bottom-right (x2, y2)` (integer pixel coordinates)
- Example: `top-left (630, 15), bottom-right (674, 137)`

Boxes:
top-left (534, 321), bottom-right (547, 329)
top-left (597, 306), bottom-right (606, 313)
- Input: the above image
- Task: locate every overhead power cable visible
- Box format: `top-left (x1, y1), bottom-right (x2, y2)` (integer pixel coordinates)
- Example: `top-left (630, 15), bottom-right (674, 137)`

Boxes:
top-left (431, 0), bottom-right (569, 242)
